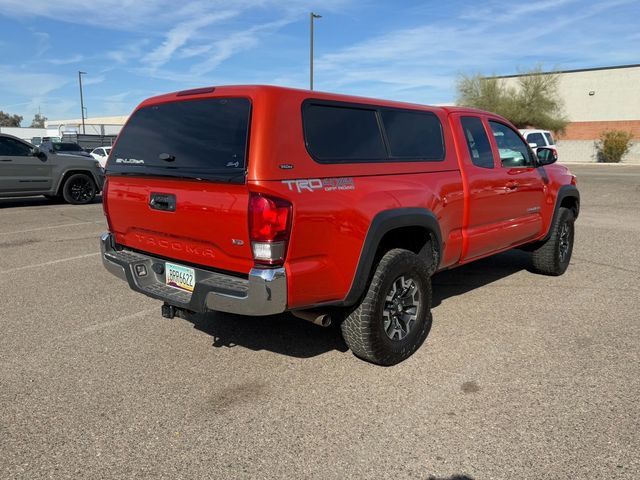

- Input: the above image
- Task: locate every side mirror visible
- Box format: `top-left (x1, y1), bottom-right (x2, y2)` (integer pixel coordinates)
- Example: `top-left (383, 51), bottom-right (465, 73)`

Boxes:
top-left (32, 146), bottom-right (47, 161)
top-left (536, 147), bottom-right (558, 166)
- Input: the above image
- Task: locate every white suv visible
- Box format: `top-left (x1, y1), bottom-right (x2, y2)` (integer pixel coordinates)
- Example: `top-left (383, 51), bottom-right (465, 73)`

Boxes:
top-left (519, 129), bottom-right (557, 156)
top-left (90, 146), bottom-right (111, 168)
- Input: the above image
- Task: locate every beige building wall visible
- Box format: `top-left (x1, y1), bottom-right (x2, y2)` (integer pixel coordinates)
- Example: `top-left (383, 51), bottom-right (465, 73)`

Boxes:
top-left (502, 65), bottom-right (640, 123)
top-left (499, 65), bottom-right (640, 162)
top-left (45, 115), bottom-right (129, 127)
top-left (500, 65), bottom-right (640, 123)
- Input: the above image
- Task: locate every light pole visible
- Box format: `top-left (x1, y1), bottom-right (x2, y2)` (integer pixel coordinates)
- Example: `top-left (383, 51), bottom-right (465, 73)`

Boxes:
top-left (78, 71), bottom-right (87, 134)
top-left (310, 12), bottom-right (321, 90)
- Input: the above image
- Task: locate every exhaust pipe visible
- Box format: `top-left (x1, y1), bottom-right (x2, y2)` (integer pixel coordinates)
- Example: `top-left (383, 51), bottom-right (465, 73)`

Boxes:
top-left (292, 310), bottom-right (332, 327)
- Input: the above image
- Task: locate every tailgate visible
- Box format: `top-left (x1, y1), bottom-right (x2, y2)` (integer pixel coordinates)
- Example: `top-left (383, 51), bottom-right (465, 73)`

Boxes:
top-left (104, 95), bottom-right (254, 274)
top-left (106, 176), bottom-right (253, 273)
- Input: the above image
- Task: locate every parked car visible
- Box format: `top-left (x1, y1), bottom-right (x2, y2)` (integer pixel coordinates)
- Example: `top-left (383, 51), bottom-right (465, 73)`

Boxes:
top-left (31, 136), bottom-right (61, 146)
top-left (519, 129), bottom-right (557, 156)
top-left (100, 85), bottom-right (579, 365)
top-left (0, 133), bottom-right (104, 204)
top-left (40, 141), bottom-right (93, 158)
top-left (91, 146), bottom-right (111, 168)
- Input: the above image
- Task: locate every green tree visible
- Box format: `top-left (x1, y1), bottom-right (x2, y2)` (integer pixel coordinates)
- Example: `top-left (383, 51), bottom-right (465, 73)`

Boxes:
top-left (30, 112), bottom-right (47, 128)
top-left (0, 110), bottom-right (23, 127)
top-left (456, 67), bottom-right (568, 133)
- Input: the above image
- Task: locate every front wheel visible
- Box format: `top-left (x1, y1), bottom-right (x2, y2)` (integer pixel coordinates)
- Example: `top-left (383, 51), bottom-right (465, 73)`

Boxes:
top-left (340, 249), bottom-right (432, 366)
top-left (62, 173), bottom-right (97, 205)
top-left (530, 207), bottom-right (575, 276)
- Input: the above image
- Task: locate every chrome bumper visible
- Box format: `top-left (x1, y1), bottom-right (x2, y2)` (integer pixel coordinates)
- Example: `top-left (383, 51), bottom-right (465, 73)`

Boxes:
top-left (100, 232), bottom-right (287, 316)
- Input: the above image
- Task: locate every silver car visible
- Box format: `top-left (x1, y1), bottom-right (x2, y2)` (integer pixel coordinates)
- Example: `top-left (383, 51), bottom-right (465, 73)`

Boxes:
top-left (0, 133), bottom-right (104, 204)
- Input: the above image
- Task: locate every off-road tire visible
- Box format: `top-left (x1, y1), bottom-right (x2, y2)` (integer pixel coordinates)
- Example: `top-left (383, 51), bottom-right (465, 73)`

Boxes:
top-left (340, 249), bottom-right (432, 366)
top-left (62, 173), bottom-right (97, 205)
top-left (531, 207), bottom-right (575, 276)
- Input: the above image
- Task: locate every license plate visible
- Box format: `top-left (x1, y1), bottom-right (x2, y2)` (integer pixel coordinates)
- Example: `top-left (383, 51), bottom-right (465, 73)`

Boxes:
top-left (165, 262), bottom-right (195, 293)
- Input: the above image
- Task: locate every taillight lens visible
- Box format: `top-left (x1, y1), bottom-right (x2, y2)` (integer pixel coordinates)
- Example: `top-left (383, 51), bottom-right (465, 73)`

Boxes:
top-left (249, 193), bottom-right (292, 265)
top-left (102, 177), bottom-right (113, 231)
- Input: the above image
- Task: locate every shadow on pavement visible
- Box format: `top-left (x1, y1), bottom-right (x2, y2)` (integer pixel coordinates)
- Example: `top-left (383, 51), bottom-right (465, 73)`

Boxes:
top-left (428, 475), bottom-right (475, 480)
top-left (0, 195), bottom-right (102, 209)
top-left (432, 249), bottom-right (531, 307)
top-left (185, 310), bottom-right (349, 359)
top-left (185, 249), bottom-right (532, 359)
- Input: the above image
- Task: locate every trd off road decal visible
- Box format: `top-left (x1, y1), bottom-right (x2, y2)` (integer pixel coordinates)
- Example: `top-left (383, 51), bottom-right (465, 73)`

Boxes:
top-left (282, 177), bottom-right (355, 193)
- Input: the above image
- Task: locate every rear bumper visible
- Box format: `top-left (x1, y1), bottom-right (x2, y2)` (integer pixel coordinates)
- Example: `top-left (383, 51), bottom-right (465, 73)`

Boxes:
top-left (100, 232), bottom-right (287, 316)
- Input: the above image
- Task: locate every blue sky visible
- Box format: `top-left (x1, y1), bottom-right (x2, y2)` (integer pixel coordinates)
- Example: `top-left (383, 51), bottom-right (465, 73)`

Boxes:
top-left (1, 0), bottom-right (639, 123)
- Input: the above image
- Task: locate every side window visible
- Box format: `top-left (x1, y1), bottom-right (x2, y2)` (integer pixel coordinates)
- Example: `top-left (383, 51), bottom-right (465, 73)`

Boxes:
top-left (379, 109), bottom-right (444, 160)
top-left (489, 121), bottom-right (535, 168)
top-left (543, 132), bottom-right (555, 145)
top-left (526, 132), bottom-right (546, 147)
top-left (0, 138), bottom-right (12, 156)
top-left (0, 137), bottom-right (32, 156)
top-left (460, 116), bottom-right (494, 169)
top-left (303, 104), bottom-right (386, 162)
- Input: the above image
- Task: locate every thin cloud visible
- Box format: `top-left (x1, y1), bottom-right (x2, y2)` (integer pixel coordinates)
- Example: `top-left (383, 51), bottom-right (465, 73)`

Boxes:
top-left (31, 29), bottom-right (50, 57)
top-left (47, 54), bottom-right (85, 65)
top-left (142, 10), bottom-right (239, 69)
top-left (312, 0), bottom-right (640, 103)
top-left (0, 66), bottom-right (67, 97)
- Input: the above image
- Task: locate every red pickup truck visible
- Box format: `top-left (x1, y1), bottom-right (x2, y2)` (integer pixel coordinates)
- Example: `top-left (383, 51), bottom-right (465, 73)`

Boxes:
top-left (101, 85), bottom-right (579, 365)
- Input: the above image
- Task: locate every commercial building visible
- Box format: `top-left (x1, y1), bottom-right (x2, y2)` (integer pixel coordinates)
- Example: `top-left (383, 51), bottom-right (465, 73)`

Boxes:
top-left (497, 64), bottom-right (640, 163)
top-left (45, 115), bottom-right (128, 137)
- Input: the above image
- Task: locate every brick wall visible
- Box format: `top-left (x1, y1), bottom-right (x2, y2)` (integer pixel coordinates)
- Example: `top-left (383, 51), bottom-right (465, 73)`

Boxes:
top-left (559, 120), bottom-right (640, 140)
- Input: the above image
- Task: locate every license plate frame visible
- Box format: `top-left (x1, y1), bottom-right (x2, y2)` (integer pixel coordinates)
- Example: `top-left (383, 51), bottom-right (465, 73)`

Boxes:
top-left (165, 262), bottom-right (196, 293)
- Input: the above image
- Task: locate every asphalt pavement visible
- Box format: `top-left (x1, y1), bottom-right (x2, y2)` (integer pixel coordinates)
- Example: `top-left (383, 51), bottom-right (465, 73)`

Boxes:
top-left (1, 164), bottom-right (638, 479)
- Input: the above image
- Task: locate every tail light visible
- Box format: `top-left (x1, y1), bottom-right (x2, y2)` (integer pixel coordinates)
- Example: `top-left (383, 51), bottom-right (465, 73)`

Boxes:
top-left (102, 177), bottom-right (113, 231)
top-left (249, 192), bottom-right (292, 266)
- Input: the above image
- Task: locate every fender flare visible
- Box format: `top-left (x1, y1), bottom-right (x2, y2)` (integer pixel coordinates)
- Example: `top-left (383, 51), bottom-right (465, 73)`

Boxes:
top-left (542, 185), bottom-right (580, 241)
top-left (340, 208), bottom-right (442, 307)
top-left (55, 168), bottom-right (103, 194)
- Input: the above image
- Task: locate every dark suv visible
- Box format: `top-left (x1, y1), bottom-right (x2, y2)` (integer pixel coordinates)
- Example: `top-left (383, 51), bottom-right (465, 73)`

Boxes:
top-left (0, 133), bottom-right (104, 204)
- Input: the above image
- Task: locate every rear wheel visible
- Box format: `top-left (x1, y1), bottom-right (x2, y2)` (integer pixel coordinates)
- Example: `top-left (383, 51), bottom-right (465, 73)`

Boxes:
top-left (62, 173), bottom-right (96, 205)
top-left (340, 249), bottom-right (432, 366)
top-left (531, 207), bottom-right (575, 276)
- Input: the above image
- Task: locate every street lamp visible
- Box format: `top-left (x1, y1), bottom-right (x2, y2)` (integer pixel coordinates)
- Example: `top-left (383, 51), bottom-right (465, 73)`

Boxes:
top-left (310, 12), bottom-right (321, 90)
top-left (78, 71), bottom-right (87, 134)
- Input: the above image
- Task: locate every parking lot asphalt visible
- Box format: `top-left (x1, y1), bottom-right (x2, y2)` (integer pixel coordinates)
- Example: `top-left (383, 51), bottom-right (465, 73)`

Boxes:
top-left (0, 164), bottom-right (638, 480)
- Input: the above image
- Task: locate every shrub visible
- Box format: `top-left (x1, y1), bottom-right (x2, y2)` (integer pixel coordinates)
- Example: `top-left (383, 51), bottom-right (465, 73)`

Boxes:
top-left (596, 130), bottom-right (634, 163)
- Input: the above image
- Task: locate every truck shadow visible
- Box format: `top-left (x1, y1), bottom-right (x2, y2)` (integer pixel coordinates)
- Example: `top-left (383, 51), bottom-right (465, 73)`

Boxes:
top-left (432, 249), bottom-right (530, 307)
top-left (185, 310), bottom-right (349, 358)
top-left (186, 249), bottom-right (531, 359)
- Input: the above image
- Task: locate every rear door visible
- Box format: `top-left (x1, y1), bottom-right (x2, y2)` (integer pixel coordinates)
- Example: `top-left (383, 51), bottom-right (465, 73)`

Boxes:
top-left (0, 136), bottom-right (51, 192)
top-left (105, 96), bottom-right (254, 274)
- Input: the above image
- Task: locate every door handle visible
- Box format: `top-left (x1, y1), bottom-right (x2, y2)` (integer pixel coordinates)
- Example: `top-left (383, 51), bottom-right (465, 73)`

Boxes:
top-left (149, 192), bottom-right (176, 212)
top-left (506, 181), bottom-right (519, 191)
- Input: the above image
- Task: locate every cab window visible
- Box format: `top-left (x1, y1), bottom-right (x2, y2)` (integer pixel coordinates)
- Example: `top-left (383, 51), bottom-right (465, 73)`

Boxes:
top-left (489, 121), bottom-right (535, 168)
top-left (460, 116), bottom-right (494, 168)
